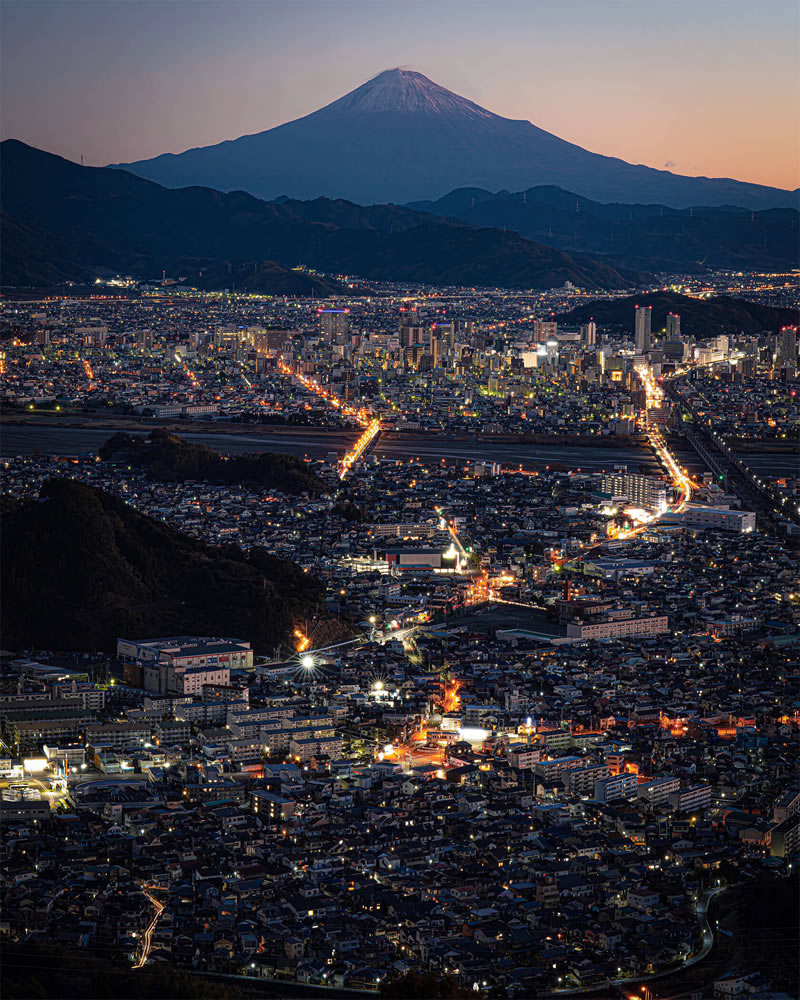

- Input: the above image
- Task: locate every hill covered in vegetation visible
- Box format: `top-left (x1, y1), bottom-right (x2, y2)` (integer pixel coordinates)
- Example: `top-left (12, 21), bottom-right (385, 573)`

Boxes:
top-left (1, 478), bottom-right (324, 652)
top-left (99, 429), bottom-right (327, 495)
top-left (557, 292), bottom-right (797, 339)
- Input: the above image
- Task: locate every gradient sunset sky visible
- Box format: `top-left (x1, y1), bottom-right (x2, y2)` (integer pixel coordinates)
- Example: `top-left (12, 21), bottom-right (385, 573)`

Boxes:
top-left (2, 0), bottom-right (798, 190)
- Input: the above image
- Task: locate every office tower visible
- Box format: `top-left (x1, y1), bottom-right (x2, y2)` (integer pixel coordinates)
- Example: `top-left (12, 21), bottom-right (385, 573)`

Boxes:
top-left (403, 343), bottom-right (426, 370)
top-left (534, 319), bottom-right (558, 341)
top-left (432, 321), bottom-right (455, 353)
top-left (777, 326), bottom-right (798, 365)
top-left (580, 321), bottom-right (596, 346)
top-left (663, 340), bottom-right (685, 363)
top-left (739, 354), bottom-right (757, 378)
top-left (319, 308), bottom-right (351, 342)
top-left (136, 328), bottom-right (154, 350)
top-left (634, 306), bottom-right (651, 353)
top-left (453, 319), bottom-right (473, 343)
top-left (666, 312), bottom-right (680, 338)
top-left (75, 325), bottom-right (107, 347)
top-left (400, 320), bottom-right (426, 347)
top-left (398, 307), bottom-right (418, 333)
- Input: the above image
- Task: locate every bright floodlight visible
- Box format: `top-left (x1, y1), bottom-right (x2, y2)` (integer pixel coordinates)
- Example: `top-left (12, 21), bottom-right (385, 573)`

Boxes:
top-left (301, 654), bottom-right (315, 670)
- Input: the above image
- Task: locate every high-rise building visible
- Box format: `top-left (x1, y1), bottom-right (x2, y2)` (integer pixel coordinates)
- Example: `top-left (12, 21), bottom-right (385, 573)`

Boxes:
top-left (601, 472), bottom-right (667, 512)
top-left (777, 326), bottom-right (798, 365)
top-left (666, 312), bottom-right (680, 338)
top-left (249, 326), bottom-right (291, 354)
top-left (634, 306), bottom-right (651, 353)
top-left (136, 328), bottom-right (154, 350)
top-left (432, 321), bottom-right (455, 353)
top-left (534, 319), bottom-right (558, 342)
top-left (739, 354), bottom-right (758, 378)
top-left (400, 323), bottom-right (426, 348)
top-left (580, 321), bottom-right (597, 346)
top-left (76, 325), bottom-right (108, 347)
top-left (319, 309), bottom-right (350, 342)
top-left (453, 319), bottom-right (473, 343)
top-left (398, 307), bottom-right (419, 332)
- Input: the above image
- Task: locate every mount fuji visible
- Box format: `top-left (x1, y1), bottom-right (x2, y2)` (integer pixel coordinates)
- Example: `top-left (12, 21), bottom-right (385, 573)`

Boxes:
top-left (114, 68), bottom-right (796, 210)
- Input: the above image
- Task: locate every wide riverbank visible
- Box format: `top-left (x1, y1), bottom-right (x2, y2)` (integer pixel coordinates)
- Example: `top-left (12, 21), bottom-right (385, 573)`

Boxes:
top-left (0, 420), bottom-right (653, 473)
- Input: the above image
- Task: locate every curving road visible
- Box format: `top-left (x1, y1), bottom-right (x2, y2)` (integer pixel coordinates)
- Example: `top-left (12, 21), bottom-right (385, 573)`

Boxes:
top-left (133, 885), bottom-right (166, 969)
top-left (542, 884), bottom-right (729, 998)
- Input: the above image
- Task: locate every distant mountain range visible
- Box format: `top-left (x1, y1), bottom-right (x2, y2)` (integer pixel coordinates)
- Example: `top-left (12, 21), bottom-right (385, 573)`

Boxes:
top-left (557, 292), bottom-right (798, 340)
top-left (113, 68), bottom-right (798, 210)
top-left (409, 186), bottom-right (800, 273)
top-left (0, 140), bottom-right (637, 291)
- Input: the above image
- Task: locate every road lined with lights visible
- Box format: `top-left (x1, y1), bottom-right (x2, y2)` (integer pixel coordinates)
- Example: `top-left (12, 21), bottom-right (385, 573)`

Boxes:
top-left (339, 418), bottom-right (381, 480)
top-left (278, 360), bottom-right (379, 480)
top-left (608, 363), bottom-right (694, 541)
top-left (134, 885), bottom-right (166, 969)
top-left (663, 371), bottom-right (800, 527)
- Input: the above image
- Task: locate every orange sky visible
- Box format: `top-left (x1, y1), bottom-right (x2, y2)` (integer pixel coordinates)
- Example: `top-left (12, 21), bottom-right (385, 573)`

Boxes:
top-left (3, 0), bottom-right (798, 190)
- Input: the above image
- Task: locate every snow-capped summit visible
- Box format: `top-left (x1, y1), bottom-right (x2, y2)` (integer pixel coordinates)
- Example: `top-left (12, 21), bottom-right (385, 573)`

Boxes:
top-left (321, 68), bottom-right (494, 119)
top-left (114, 69), bottom-right (795, 209)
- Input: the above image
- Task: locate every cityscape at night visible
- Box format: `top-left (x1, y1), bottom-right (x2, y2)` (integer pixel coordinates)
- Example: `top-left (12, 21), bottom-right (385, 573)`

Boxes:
top-left (0, 2), bottom-right (798, 999)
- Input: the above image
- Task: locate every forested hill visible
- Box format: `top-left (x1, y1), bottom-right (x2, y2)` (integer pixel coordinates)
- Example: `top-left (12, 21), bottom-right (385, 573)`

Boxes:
top-left (99, 429), bottom-right (327, 496)
top-left (1, 478), bottom-right (324, 652)
top-left (557, 292), bottom-right (797, 339)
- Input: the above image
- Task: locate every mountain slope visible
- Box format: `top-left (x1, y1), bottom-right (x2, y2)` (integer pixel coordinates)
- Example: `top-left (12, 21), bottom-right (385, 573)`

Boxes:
top-left (1, 478), bottom-right (324, 652)
top-left (114, 68), bottom-right (797, 209)
top-left (409, 186), bottom-right (800, 272)
top-left (0, 139), bottom-right (636, 290)
top-left (557, 292), bottom-right (798, 340)
top-left (0, 213), bottom-right (96, 286)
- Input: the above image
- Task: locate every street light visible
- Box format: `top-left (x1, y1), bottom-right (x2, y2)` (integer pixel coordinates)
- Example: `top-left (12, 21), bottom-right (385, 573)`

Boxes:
top-left (301, 654), bottom-right (314, 670)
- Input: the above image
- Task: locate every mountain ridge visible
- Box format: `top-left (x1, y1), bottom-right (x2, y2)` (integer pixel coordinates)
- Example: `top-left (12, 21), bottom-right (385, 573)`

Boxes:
top-left (112, 68), bottom-right (797, 209)
top-left (407, 185), bottom-right (800, 272)
top-left (0, 139), bottom-right (637, 291)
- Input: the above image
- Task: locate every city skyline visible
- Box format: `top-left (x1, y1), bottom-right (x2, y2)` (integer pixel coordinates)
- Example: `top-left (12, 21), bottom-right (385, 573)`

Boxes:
top-left (1, 3), bottom-right (799, 997)
top-left (2, 0), bottom-right (799, 190)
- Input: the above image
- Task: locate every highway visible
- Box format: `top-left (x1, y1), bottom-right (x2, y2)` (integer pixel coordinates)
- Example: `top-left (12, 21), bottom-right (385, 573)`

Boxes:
top-left (605, 362), bottom-right (695, 543)
top-left (663, 371), bottom-right (800, 527)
